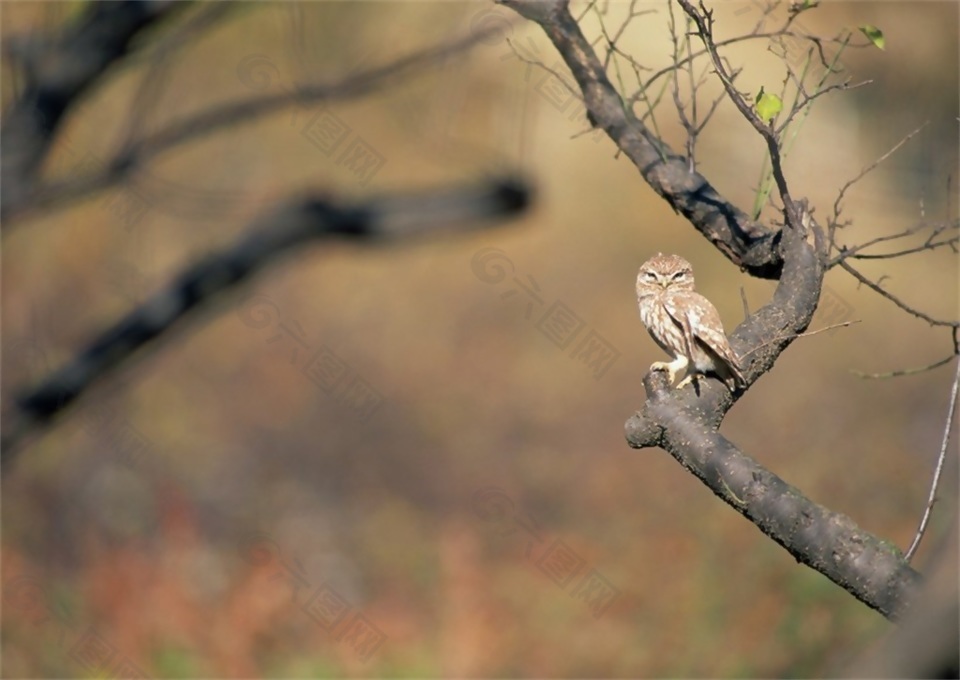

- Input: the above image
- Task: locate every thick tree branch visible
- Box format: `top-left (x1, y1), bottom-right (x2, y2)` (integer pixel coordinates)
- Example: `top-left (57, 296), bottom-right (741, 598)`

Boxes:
top-left (624, 206), bottom-right (920, 620)
top-left (627, 374), bottom-right (921, 620)
top-left (499, 0), bottom-right (783, 279)
top-left (501, 0), bottom-right (921, 621)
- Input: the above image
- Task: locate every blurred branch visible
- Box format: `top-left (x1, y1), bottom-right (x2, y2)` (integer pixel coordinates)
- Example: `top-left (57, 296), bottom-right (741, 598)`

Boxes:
top-left (1, 0), bottom-right (184, 220)
top-left (1, 177), bottom-right (532, 463)
top-left (904, 356), bottom-right (960, 562)
top-left (2, 16), bottom-right (511, 225)
top-left (499, 0), bottom-right (784, 279)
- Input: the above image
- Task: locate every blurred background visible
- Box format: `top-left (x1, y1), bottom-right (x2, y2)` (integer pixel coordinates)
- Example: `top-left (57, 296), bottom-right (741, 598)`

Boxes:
top-left (2, 1), bottom-right (957, 677)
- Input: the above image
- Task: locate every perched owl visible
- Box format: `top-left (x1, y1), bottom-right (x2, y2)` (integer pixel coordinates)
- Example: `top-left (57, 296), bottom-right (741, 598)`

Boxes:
top-left (636, 253), bottom-right (745, 391)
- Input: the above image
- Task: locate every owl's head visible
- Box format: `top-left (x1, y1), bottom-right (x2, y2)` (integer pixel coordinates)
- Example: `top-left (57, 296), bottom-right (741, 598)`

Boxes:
top-left (636, 253), bottom-right (695, 297)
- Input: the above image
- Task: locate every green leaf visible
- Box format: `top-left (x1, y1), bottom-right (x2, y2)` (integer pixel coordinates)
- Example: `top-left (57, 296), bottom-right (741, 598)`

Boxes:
top-left (755, 90), bottom-right (783, 123)
top-left (859, 24), bottom-right (885, 50)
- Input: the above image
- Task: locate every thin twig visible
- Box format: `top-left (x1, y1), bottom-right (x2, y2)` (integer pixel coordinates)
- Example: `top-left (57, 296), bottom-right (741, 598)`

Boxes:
top-left (838, 260), bottom-right (959, 328)
top-left (4, 25), bottom-right (508, 225)
top-left (830, 122), bottom-right (929, 246)
top-left (830, 220), bottom-right (958, 266)
top-left (852, 355), bottom-right (955, 380)
top-left (904, 356), bottom-right (960, 562)
top-left (677, 0), bottom-right (801, 228)
top-left (739, 319), bottom-right (861, 361)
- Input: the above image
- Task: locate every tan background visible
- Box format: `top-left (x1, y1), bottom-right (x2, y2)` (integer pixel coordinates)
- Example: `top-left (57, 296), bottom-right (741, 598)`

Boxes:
top-left (2, 1), bottom-right (958, 677)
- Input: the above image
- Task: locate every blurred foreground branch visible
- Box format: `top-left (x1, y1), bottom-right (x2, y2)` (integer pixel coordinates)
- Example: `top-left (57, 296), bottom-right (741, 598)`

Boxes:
top-left (1, 2), bottom-right (511, 225)
top-left (2, 177), bottom-right (532, 462)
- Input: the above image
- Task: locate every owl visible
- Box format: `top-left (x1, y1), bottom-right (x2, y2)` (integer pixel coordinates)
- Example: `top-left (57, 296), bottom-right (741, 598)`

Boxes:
top-left (636, 253), bottom-right (745, 391)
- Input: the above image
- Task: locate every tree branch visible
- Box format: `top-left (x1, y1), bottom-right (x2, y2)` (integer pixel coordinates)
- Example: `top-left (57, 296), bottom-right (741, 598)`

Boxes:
top-left (499, 0), bottom-right (784, 279)
top-left (904, 356), bottom-right (960, 562)
top-left (2, 15), bottom-right (509, 225)
top-left (627, 370), bottom-right (920, 619)
top-left (1, 0), bottom-right (183, 219)
top-left (1, 177), bottom-right (532, 462)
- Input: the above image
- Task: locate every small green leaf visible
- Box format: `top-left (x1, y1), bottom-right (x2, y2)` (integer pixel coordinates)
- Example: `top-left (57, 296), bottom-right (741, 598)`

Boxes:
top-left (755, 90), bottom-right (782, 123)
top-left (790, 0), bottom-right (819, 14)
top-left (859, 24), bottom-right (885, 50)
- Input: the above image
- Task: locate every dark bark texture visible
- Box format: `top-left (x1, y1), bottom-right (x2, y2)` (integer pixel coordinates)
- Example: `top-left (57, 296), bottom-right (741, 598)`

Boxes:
top-left (501, 0), bottom-right (921, 620)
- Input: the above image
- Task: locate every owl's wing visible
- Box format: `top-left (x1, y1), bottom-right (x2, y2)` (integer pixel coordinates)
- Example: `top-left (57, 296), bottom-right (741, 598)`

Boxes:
top-left (663, 292), bottom-right (742, 374)
top-left (661, 293), bottom-right (698, 361)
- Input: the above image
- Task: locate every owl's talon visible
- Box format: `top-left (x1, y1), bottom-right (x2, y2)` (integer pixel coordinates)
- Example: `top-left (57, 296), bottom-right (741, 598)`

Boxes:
top-left (648, 356), bottom-right (688, 387)
top-left (649, 361), bottom-right (675, 383)
top-left (676, 374), bottom-right (698, 390)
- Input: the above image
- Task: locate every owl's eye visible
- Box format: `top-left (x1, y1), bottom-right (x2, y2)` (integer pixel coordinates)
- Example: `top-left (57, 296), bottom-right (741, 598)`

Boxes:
top-left (672, 271), bottom-right (687, 280)
top-left (644, 271), bottom-right (657, 280)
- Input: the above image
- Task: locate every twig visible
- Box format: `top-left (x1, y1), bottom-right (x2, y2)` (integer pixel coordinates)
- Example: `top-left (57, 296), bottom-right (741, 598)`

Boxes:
top-left (676, 0), bottom-right (801, 229)
top-left (830, 220), bottom-right (958, 266)
top-left (829, 122), bottom-right (929, 246)
top-left (3, 25), bottom-right (508, 225)
top-left (852, 355), bottom-right (955, 380)
top-left (904, 356), bottom-right (960, 562)
top-left (838, 260), bottom-right (959, 328)
top-left (739, 319), bottom-right (860, 361)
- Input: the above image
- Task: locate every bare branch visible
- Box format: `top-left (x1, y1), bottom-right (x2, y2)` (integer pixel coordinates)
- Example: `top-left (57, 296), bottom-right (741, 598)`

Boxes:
top-left (738, 319), bottom-right (860, 361)
top-left (852, 355), bottom-right (956, 380)
top-left (500, 0), bottom-right (784, 278)
top-left (1, 1), bottom-right (183, 219)
top-left (627, 370), bottom-right (920, 620)
top-left (2, 23), bottom-right (510, 225)
top-left (904, 357), bottom-right (960, 562)
top-left (676, 0), bottom-right (802, 230)
top-left (830, 219), bottom-right (959, 266)
top-left (1, 177), bottom-right (532, 459)
top-left (838, 260), bottom-right (959, 328)
top-left (829, 122), bottom-right (930, 247)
